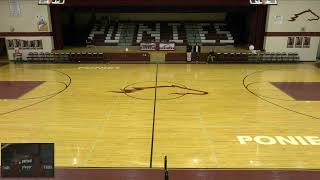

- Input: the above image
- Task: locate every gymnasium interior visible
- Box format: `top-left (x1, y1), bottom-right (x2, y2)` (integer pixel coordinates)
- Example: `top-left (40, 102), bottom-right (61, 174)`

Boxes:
top-left (0, 0), bottom-right (320, 179)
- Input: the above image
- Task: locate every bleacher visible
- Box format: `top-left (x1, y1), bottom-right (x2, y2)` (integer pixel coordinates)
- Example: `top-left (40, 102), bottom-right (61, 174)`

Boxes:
top-left (86, 19), bottom-right (234, 47)
top-left (26, 52), bottom-right (104, 63)
top-left (166, 23), bottom-right (186, 45)
top-left (165, 52), bottom-right (300, 64)
top-left (22, 52), bottom-right (150, 63)
top-left (18, 51), bottom-right (300, 64)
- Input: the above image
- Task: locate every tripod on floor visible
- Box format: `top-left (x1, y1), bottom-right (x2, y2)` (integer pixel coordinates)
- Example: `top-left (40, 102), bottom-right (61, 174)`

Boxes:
top-left (164, 156), bottom-right (169, 180)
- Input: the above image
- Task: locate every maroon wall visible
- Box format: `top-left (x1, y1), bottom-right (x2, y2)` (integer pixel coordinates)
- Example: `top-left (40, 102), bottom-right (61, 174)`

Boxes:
top-left (64, 0), bottom-right (249, 6)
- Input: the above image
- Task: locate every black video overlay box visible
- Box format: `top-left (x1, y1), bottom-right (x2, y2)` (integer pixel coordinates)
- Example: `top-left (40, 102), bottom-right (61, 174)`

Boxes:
top-left (1, 143), bottom-right (54, 177)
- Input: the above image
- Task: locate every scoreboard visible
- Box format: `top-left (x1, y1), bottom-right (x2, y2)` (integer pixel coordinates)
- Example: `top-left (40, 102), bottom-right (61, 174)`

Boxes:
top-left (1, 143), bottom-right (54, 177)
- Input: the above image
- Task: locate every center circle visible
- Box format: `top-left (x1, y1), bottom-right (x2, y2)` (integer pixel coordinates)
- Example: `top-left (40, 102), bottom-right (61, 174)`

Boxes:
top-left (123, 81), bottom-right (188, 100)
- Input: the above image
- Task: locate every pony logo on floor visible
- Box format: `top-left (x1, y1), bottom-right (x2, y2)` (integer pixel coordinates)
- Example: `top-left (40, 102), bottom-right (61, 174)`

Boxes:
top-left (110, 81), bottom-right (208, 100)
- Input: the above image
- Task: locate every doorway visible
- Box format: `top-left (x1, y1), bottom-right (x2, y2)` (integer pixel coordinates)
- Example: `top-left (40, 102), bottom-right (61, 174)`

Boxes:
top-left (0, 38), bottom-right (8, 61)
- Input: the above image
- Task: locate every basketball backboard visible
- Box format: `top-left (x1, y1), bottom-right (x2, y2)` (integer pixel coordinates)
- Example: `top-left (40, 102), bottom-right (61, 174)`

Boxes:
top-left (38, 0), bottom-right (65, 5)
top-left (250, 0), bottom-right (278, 5)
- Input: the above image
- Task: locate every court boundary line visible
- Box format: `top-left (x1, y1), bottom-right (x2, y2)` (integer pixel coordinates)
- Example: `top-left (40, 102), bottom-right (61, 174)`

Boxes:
top-left (150, 64), bottom-right (158, 168)
top-left (242, 70), bottom-right (320, 120)
top-left (51, 167), bottom-right (320, 171)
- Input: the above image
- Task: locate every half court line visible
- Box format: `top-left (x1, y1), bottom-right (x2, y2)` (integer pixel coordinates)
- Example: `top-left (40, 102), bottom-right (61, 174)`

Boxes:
top-left (150, 64), bottom-right (158, 168)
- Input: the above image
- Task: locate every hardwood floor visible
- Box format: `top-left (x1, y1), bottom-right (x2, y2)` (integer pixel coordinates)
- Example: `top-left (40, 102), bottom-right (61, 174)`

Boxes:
top-left (0, 63), bottom-right (319, 169)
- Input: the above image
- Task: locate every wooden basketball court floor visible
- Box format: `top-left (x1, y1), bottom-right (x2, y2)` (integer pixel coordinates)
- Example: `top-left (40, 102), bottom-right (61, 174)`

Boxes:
top-left (0, 63), bottom-right (320, 169)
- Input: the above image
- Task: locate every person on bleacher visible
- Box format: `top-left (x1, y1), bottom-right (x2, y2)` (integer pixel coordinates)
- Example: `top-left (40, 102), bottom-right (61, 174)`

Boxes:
top-left (193, 43), bottom-right (201, 63)
top-left (206, 49), bottom-right (216, 63)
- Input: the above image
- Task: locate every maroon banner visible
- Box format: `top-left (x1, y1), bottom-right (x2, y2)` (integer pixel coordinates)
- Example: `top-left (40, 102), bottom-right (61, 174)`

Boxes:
top-left (140, 42), bottom-right (175, 51)
top-left (140, 43), bottom-right (157, 51)
top-left (159, 42), bottom-right (175, 51)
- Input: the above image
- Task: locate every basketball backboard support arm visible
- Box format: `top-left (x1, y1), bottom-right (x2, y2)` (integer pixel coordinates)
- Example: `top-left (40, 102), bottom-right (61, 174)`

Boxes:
top-left (38, 0), bottom-right (65, 5)
top-left (250, 0), bottom-right (278, 5)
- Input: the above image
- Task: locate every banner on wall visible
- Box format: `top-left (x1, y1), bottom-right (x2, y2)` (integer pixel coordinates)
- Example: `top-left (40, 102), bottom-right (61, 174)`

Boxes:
top-left (287, 37), bottom-right (294, 48)
top-left (159, 43), bottom-right (175, 51)
top-left (7, 39), bottom-right (43, 49)
top-left (140, 42), bottom-right (175, 51)
top-left (295, 37), bottom-right (303, 48)
top-left (37, 16), bottom-right (49, 31)
top-left (303, 37), bottom-right (311, 48)
top-left (140, 43), bottom-right (157, 51)
top-left (8, 0), bottom-right (21, 16)
top-left (287, 36), bottom-right (311, 49)
top-left (274, 16), bottom-right (283, 25)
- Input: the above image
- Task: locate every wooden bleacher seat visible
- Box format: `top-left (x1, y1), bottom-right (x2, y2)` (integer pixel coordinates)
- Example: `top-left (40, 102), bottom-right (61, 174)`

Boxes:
top-left (86, 20), bottom-right (234, 47)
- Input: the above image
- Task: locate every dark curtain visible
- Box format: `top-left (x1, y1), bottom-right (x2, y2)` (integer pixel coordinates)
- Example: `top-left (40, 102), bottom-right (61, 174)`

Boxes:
top-left (50, 6), bottom-right (64, 50)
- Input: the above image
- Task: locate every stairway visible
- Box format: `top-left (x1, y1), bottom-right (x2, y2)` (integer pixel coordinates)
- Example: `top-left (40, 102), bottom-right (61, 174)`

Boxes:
top-left (185, 23), bottom-right (201, 46)
top-left (119, 23), bottom-right (136, 47)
